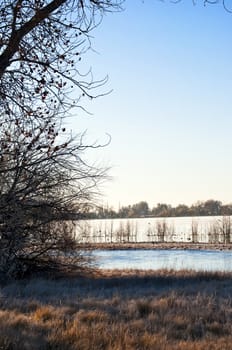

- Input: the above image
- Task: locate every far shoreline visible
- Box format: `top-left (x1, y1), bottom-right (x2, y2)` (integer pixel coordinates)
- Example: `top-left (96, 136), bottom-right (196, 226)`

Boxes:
top-left (80, 242), bottom-right (232, 251)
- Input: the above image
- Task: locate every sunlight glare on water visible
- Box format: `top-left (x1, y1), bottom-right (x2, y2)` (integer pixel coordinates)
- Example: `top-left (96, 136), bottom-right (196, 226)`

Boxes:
top-left (77, 216), bottom-right (232, 243)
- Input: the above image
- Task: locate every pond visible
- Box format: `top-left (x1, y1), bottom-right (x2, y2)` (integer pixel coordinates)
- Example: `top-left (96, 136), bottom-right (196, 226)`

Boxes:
top-left (77, 216), bottom-right (232, 243)
top-left (93, 249), bottom-right (232, 272)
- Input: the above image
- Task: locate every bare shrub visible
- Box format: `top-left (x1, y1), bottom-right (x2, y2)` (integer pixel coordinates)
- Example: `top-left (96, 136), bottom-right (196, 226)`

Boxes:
top-left (192, 219), bottom-right (199, 243)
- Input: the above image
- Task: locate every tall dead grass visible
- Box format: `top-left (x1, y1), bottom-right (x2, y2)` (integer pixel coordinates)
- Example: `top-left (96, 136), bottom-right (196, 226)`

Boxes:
top-left (0, 269), bottom-right (232, 349)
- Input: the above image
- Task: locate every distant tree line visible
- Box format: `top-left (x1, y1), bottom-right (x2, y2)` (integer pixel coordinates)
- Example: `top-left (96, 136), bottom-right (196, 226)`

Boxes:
top-left (84, 200), bottom-right (232, 219)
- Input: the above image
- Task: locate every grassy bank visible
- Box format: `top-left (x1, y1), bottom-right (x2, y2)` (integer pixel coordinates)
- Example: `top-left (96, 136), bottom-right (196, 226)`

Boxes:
top-left (0, 269), bottom-right (232, 349)
top-left (82, 242), bottom-right (232, 250)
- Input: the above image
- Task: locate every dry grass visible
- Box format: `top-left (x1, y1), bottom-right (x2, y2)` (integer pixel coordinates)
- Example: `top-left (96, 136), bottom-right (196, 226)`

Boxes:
top-left (85, 242), bottom-right (232, 250)
top-left (0, 269), bottom-right (232, 349)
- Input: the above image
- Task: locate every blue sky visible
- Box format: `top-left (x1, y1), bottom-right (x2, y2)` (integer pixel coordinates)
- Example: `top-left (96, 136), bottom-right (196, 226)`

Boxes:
top-left (70, 0), bottom-right (232, 210)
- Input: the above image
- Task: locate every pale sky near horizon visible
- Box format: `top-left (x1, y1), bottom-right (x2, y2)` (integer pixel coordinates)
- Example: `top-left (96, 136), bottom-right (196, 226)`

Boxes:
top-left (70, 0), bottom-right (232, 210)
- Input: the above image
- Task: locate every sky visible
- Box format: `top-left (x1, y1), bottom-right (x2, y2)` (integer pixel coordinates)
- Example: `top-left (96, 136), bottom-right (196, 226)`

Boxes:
top-left (69, 0), bottom-right (232, 210)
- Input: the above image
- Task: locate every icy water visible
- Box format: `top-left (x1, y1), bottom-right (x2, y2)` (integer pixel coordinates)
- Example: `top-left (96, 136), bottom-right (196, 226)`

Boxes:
top-left (93, 249), bottom-right (232, 272)
top-left (77, 216), bottom-right (232, 243)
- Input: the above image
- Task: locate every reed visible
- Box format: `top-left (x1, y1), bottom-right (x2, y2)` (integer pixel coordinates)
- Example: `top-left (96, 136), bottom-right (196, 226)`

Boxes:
top-left (0, 269), bottom-right (232, 349)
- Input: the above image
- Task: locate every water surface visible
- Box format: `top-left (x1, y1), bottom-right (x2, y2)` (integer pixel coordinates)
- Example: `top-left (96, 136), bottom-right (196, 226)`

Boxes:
top-left (77, 216), bottom-right (232, 243)
top-left (93, 249), bottom-right (232, 272)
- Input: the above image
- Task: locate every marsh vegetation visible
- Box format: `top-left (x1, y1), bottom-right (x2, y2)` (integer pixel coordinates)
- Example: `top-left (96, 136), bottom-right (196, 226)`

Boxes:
top-left (0, 269), bottom-right (232, 349)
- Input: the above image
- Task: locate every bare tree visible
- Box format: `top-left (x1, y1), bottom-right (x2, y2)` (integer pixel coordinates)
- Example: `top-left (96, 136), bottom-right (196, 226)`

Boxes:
top-left (0, 1), bottom-right (122, 120)
top-left (0, 0), bottom-right (122, 277)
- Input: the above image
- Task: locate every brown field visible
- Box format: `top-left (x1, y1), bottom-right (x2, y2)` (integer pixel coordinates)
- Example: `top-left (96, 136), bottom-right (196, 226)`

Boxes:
top-left (0, 268), bottom-right (232, 349)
